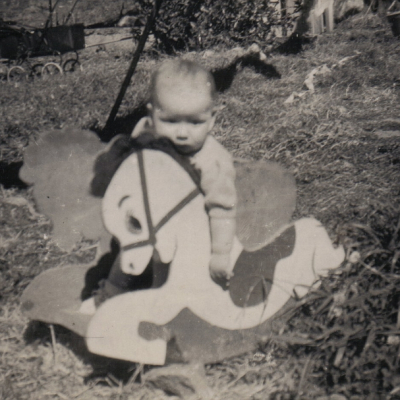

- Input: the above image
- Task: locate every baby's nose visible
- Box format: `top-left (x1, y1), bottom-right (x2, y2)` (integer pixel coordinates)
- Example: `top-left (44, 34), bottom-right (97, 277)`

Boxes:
top-left (176, 123), bottom-right (189, 140)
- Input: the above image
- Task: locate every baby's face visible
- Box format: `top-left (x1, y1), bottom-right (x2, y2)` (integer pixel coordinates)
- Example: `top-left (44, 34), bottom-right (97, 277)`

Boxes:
top-left (149, 79), bottom-right (216, 155)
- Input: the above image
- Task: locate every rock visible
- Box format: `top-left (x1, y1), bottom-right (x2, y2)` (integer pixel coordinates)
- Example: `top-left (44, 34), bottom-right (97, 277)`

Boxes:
top-left (334, 0), bottom-right (364, 21)
top-left (375, 130), bottom-right (400, 138)
top-left (117, 15), bottom-right (137, 27)
top-left (202, 50), bottom-right (215, 58)
top-left (143, 363), bottom-right (214, 400)
top-left (330, 395), bottom-right (347, 400)
top-left (348, 251), bottom-right (360, 264)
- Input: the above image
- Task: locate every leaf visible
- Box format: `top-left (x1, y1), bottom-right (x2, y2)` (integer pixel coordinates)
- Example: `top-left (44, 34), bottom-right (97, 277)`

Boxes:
top-left (19, 127), bottom-right (111, 253)
top-left (235, 159), bottom-right (296, 251)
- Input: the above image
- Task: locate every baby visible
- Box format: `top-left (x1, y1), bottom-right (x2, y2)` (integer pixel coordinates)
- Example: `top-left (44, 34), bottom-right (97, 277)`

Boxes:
top-left (133, 59), bottom-right (237, 287)
top-left (83, 59), bottom-right (237, 311)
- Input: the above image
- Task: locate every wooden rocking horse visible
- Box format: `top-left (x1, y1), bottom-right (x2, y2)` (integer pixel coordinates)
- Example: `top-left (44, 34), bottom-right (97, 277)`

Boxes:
top-left (20, 128), bottom-right (345, 367)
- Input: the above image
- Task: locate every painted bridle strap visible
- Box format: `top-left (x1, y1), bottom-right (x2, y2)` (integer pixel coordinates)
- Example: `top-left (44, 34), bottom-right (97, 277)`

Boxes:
top-left (121, 150), bottom-right (201, 252)
top-left (154, 188), bottom-right (200, 232)
top-left (138, 149), bottom-right (156, 246)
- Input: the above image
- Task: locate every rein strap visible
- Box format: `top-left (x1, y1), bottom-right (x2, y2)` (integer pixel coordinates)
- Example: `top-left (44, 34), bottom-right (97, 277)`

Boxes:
top-left (121, 150), bottom-right (201, 253)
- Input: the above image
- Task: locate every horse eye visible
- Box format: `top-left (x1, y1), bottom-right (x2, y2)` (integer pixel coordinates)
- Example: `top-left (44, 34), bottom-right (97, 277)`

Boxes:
top-left (126, 214), bottom-right (142, 234)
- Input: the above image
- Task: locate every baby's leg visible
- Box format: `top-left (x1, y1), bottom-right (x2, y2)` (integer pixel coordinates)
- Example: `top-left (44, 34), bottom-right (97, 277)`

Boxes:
top-left (97, 254), bottom-right (155, 304)
top-left (79, 255), bottom-right (129, 314)
top-left (80, 252), bottom-right (155, 314)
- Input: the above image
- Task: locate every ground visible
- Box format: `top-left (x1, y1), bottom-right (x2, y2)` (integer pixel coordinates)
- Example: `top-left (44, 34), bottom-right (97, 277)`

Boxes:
top-left (1, 9), bottom-right (400, 400)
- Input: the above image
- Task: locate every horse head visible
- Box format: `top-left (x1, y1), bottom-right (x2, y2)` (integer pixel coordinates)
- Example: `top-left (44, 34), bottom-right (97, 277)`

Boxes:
top-left (102, 149), bottom-right (204, 276)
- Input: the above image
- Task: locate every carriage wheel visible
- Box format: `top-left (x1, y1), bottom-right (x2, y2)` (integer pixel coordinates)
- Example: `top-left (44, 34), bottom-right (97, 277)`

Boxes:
top-left (29, 63), bottom-right (44, 79)
top-left (52, 51), bottom-right (63, 66)
top-left (42, 62), bottom-right (63, 79)
top-left (62, 59), bottom-right (81, 73)
top-left (0, 65), bottom-right (8, 82)
top-left (61, 50), bottom-right (79, 65)
top-left (7, 66), bottom-right (28, 82)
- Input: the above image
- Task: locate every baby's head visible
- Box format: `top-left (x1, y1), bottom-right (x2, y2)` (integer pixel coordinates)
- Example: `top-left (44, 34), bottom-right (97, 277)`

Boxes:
top-left (147, 59), bottom-right (217, 155)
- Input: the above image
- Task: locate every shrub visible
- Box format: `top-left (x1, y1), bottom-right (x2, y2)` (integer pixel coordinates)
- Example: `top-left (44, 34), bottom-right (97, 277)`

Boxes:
top-left (134, 0), bottom-right (296, 52)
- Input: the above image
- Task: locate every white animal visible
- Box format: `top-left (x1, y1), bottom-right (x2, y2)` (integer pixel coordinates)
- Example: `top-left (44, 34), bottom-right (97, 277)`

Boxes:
top-left (85, 149), bottom-right (345, 365)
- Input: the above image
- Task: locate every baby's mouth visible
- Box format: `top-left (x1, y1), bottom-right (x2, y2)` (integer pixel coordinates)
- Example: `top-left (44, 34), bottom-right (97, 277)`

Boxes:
top-left (173, 142), bottom-right (196, 154)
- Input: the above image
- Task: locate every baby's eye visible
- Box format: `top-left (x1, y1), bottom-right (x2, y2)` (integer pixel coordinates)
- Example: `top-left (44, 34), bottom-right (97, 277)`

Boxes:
top-left (126, 213), bottom-right (142, 234)
top-left (190, 119), bottom-right (206, 125)
top-left (161, 118), bottom-right (179, 124)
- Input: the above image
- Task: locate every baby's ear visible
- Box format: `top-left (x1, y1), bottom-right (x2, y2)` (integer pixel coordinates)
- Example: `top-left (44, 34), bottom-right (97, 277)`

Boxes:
top-left (211, 106), bottom-right (219, 119)
top-left (146, 103), bottom-right (153, 113)
top-left (208, 108), bottom-right (217, 131)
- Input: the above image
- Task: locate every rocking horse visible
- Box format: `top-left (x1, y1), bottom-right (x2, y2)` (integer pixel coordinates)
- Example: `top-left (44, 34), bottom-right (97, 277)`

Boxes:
top-left (20, 128), bottom-right (345, 366)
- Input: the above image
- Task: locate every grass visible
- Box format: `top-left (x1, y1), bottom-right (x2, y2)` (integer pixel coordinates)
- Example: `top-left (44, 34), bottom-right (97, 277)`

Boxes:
top-left (1, 10), bottom-right (400, 399)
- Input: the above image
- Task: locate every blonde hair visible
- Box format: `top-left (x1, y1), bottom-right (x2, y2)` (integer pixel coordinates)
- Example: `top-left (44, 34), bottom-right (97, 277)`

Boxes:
top-left (149, 59), bottom-right (217, 105)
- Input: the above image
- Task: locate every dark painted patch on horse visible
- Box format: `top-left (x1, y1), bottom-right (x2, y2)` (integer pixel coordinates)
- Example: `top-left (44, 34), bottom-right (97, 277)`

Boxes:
top-left (137, 226), bottom-right (296, 363)
top-left (229, 225), bottom-right (296, 307)
top-left (138, 297), bottom-right (296, 364)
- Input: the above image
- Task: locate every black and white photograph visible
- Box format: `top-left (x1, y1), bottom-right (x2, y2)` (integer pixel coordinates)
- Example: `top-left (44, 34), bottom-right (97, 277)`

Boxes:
top-left (1, 0), bottom-right (400, 398)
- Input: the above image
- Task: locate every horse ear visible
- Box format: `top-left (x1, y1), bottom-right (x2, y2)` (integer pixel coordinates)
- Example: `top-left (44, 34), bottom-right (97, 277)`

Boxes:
top-left (156, 229), bottom-right (177, 264)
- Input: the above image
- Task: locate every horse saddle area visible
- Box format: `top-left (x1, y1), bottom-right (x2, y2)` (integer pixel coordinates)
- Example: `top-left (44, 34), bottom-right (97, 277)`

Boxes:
top-left (20, 128), bottom-right (345, 365)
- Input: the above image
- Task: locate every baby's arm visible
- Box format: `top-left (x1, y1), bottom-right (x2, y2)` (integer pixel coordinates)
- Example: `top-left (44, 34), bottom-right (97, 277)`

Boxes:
top-left (203, 149), bottom-right (237, 288)
top-left (190, 136), bottom-right (237, 288)
top-left (209, 215), bottom-right (236, 289)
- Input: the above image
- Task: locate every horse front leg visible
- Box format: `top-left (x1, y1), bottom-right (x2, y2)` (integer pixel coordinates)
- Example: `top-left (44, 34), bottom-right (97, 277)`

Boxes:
top-left (86, 288), bottom-right (183, 365)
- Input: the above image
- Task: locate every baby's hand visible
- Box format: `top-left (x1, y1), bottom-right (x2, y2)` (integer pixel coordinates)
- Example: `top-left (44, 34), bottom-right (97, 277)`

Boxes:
top-left (209, 253), bottom-right (233, 290)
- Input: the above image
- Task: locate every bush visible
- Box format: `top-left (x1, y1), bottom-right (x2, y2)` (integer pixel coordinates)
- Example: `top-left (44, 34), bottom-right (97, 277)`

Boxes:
top-left (134, 0), bottom-right (295, 52)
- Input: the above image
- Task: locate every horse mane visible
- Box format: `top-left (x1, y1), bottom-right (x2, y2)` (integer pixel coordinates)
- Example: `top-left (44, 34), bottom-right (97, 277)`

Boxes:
top-left (90, 133), bottom-right (201, 198)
